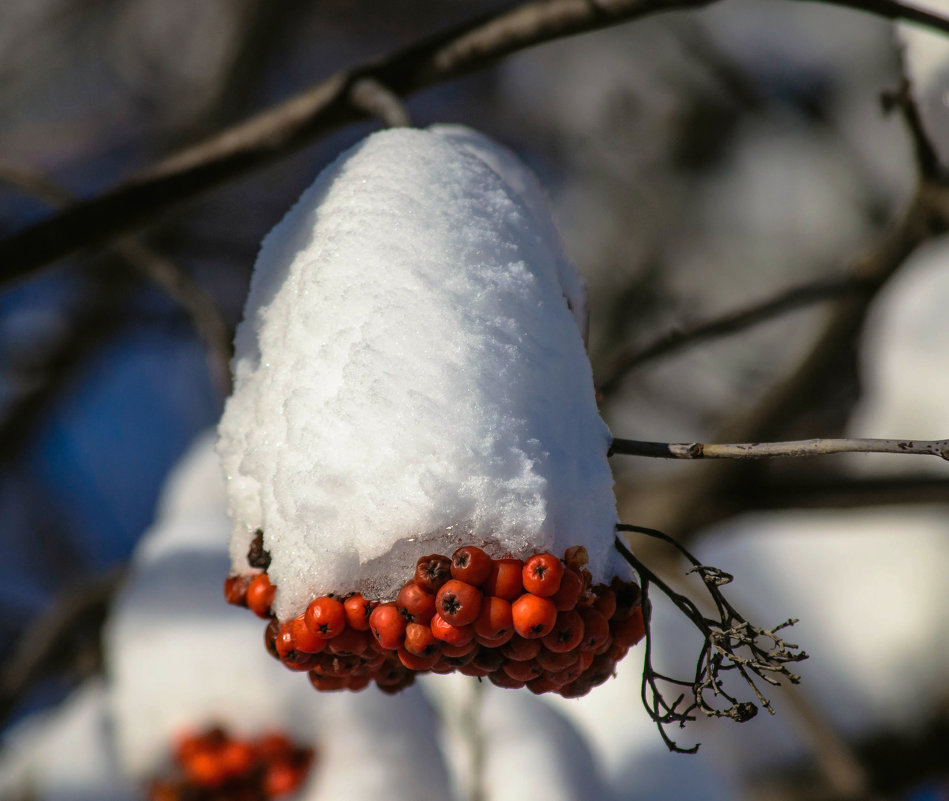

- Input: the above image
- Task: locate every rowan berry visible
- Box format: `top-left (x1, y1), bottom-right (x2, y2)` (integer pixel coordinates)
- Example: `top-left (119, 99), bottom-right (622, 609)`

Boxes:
top-left (522, 553), bottom-right (564, 597)
top-left (539, 609), bottom-right (584, 653)
top-left (396, 581), bottom-right (437, 624)
top-left (578, 607), bottom-right (610, 652)
top-left (414, 554), bottom-right (452, 593)
top-left (369, 603), bottom-right (406, 650)
top-left (440, 639), bottom-right (478, 658)
top-left (502, 659), bottom-right (543, 682)
top-left (264, 618), bottom-right (281, 660)
top-left (471, 646), bottom-right (505, 673)
top-left (592, 587), bottom-right (617, 619)
top-left (500, 635), bottom-right (541, 661)
top-left (563, 545), bottom-right (589, 570)
top-left (483, 557), bottom-right (524, 600)
top-left (290, 615), bottom-right (327, 654)
top-left (610, 577), bottom-right (642, 620)
top-left (220, 740), bottom-right (254, 778)
top-left (275, 621), bottom-right (298, 660)
top-left (430, 613), bottom-right (475, 646)
top-left (264, 760), bottom-right (304, 797)
top-left (512, 593), bottom-right (557, 638)
top-left (472, 596), bottom-right (513, 641)
top-left (435, 579), bottom-right (482, 627)
top-left (223, 574), bottom-right (251, 606)
top-left (304, 596), bottom-right (346, 639)
top-left (327, 626), bottom-right (371, 656)
top-left (475, 629), bottom-right (514, 648)
top-left (343, 592), bottom-right (375, 631)
top-left (550, 568), bottom-right (584, 611)
top-left (403, 622), bottom-right (440, 658)
top-left (611, 605), bottom-right (645, 647)
top-left (450, 545), bottom-right (493, 586)
top-left (536, 647), bottom-right (579, 673)
top-left (526, 675), bottom-right (560, 695)
top-left (458, 662), bottom-right (493, 678)
top-left (183, 748), bottom-right (227, 787)
top-left (347, 674), bottom-right (371, 691)
top-left (398, 645), bottom-right (440, 671)
top-left (439, 649), bottom-right (478, 669)
top-left (489, 671), bottom-right (526, 689)
top-left (246, 573), bottom-right (276, 618)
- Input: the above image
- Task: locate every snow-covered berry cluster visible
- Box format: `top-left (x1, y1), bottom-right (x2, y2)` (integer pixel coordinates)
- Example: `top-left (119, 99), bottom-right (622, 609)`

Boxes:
top-left (148, 727), bottom-right (313, 801)
top-left (226, 541), bottom-right (644, 696)
top-left (218, 125), bottom-right (641, 697)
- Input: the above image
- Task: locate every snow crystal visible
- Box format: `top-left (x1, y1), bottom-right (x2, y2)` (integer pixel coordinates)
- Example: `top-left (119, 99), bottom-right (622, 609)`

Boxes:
top-left (218, 126), bottom-right (619, 619)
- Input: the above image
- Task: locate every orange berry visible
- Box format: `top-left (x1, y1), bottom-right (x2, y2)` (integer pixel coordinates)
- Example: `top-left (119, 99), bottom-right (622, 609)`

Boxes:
top-left (220, 739), bottom-right (254, 778)
top-left (489, 671), bottom-right (526, 689)
top-left (183, 747), bottom-right (227, 787)
top-left (396, 581), bottom-right (437, 624)
top-left (483, 557), bottom-right (524, 601)
top-left (471, 647), bottom-right (505, 673)
top-left (578, 607), bottom-right (610, 652)
top-left (304, 596), bottom-right (346, 639)
top-left (403, 622), bottom-right (440, 658)
top-left (430, 613), bottom-right (474, 646)
top-left (550, 568), bottom-right (584, 611)
top-left (541, 609), bottom-right (585, 653)
top-left (398, 645), bottom-right (440, 671)
top-left (500, 635), bottom-right (541, 661)
top-left (436, 579), bottom-right (482, 626)
top-left (264, 618), bottom-right (281, 660)
top-left (536, 647), bottom-right (579, 672)
top-left (592, 587), bottom-right (617, 619)
top-left (290, 615), bottom-right (327, 653)
top-left (472, 596), bottom-right (514, 641)
top-left (343, 592), bottom-right (375, 631)
top-left (246, 573), bottom-right (276, 618)
top-left (512, 593), bottom-right (557, 638)
top-left (347, 673), bottom-right (371, 691)
top-left (440, 640), bottom-right (478, 658)
top-left (369, 602), bottom-right (406, 649)
top-left (458, 662), bottom-right (493, 678)
top-left (223, 574), bottom-right (251, 606)
top-left (475, 629), bottom-right (514, 648)
top-left (522, 553), bottom-right (564, 597)
top-left (275, 621), bottom-right (298, 660)
top-left (414, 554), bottom-right (452, 593)
top-left (264, 760), bottom-right (304, 797)
top-left (327, 626), bottom-right (372, 656)
top-left (502, 659), bottom-right (542, 682)
top-left (450, 545), bottom-right (493, 586)
top-left (611, 605), bottom-right (645, 647)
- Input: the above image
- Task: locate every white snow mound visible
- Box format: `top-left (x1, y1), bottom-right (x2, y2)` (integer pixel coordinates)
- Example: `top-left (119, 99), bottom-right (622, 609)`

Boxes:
top-left (218, 126), bottom-right (618, 619)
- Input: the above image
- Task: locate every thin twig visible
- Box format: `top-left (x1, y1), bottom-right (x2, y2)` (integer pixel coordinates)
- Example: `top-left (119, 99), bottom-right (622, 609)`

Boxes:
top-left (349, 77), bottom-right (412, 128)
top-left (1, 0), bottom-right (947, 285)
top-left (597, 275), bottom-right (872, 395)
top-left (610, 436), bottom-right (949, 460)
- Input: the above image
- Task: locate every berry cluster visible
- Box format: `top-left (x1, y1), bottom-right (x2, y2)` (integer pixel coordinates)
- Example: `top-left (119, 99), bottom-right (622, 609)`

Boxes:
top-left (226, 541), bottom-right (645, 698)
top-left (148, 727), bottom-right (314, 801)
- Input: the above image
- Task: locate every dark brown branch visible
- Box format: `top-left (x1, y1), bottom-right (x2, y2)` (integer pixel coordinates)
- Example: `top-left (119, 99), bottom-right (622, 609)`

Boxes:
top-left (597, 275), bottom-right (873, 394)
top-left (882, 78), bottom-right (944, 180)
top-left (615, 526), bottom-right (807, 753)
top-left (0, 165), bottom-right (232, 397)
top-left (3, 0), bottom-right (947, 286)
top-left (744, 472), bottom-right (949, 510)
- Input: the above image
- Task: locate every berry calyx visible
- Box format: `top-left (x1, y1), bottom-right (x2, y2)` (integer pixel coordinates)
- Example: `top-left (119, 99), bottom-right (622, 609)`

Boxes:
top-left (414, 554), bottom-right (452, 593)
top-left (396, 580), bottom-right (437, 624)
top-left (450, 545), bottom-right (493, 586)
top-left (435, 579), bottom-right (482, 627)
top-left (522, 553), bottom-right (564, 597)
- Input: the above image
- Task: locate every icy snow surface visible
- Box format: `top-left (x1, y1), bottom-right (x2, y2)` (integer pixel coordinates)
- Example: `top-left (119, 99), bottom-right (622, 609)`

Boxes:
top-left (218, 126), bottom-right (619, 619)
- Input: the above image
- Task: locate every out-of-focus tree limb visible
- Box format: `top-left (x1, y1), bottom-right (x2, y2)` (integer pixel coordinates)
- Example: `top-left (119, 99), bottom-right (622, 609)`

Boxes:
top-left (1, 0), bottom-right (946, 287)
top-left (610, 436), bottom-right (949, 460)
top-left (742, 472), bottom-right (949, 510)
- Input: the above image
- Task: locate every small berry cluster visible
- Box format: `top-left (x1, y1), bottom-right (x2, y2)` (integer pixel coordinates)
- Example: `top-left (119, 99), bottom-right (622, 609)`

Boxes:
top-left (225, 542), bottom-right (645, 698)
top-left (147, 727), bottom-right (314, 801)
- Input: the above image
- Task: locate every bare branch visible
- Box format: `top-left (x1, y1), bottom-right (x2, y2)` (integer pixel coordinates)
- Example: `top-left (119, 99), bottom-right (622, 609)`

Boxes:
top-left (615, 526), bottom-right (807, 753)
top-left (3, 0), bottom-right (946, 286)
top-left (610, 436), bottom-right (949, 460)
top-left (743, 472), bottom-right (949, 510)
top-left (597, 274), bottom-right (872, 395)
top-left (349, 77), bottom-right (412, 128)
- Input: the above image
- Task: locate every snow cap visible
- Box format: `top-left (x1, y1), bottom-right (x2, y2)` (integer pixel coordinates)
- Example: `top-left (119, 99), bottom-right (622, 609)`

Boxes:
top-left (218, 126), bottom-right (619, 620)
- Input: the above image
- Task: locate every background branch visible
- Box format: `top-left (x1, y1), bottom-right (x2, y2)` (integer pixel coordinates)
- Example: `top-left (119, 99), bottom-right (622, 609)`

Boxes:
top-left (610, 436), bottom-right (949, 460)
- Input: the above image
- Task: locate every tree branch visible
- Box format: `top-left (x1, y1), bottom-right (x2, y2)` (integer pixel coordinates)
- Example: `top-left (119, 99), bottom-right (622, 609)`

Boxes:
top-left (2, 0), bottom-right (946, 287)
top-left (597, 275), bottom-right (872, 395)
top-left (610, 436), bottom-right (949, 460)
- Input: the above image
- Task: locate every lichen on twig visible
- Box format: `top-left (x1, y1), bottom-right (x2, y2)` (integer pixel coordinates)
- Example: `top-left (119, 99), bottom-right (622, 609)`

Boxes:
top-left (614, 525), bottom-right (808, 753)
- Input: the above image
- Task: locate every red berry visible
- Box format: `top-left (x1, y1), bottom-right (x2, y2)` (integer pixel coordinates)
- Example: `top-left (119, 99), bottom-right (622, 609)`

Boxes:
top-left (458, 662), bottom-right (493, 678)
top-left (512, 593), bottom-right (557, 638)
top-left (471, 647), bottom-right (506, 673)
top-left (290, 615), bottom-right (327, 654)
top-left (527, 675), bottom-right (560, 695)
top-left (414, 554), bottom-right (452, 593)
top-left (592, 587), bottom-right (617, 619)
top-left (398, 645), bottom-right (440, 671)
top-left (550, 568), bottom-right (584, 611)
top-left (396, 581), bottom-right (437, 624)
top-left (483, 557), bottom-right (524, 601)
top-left (440, 640), bottom-right (478, 658)
top-left (472, 596), bottom-right (514, 641)
top-left (522, 553), bottom-right (564, 597)
top-left (500, 635), bottom-right (541, 661)
top-left (435, 579), bottom-right (482, 627)
top-left (246, 574), bottom-right (276, 618)
top-left (430, 613), bottom-right (475, 646)
top-left (275, 621), bottom-right (298, 660)
top-left (536, 648), bottom-right (579, 673)
top-left (264, 760), bottom-right (305, 797)
top-left (327, 626), bottom-right (372, 656)
top-left (343, 593), bottom-right (376, 631)
top-left (264, 618), bottom-right (281, 659)
top-left (475, 629), bottom-right (514, 648)
top-left (610, 578), bottom-right (642, 620)
top-left (403, 622), bottom-right (440, 658)
top-left (502, 659), bottom-right (542, 682)
top-left (304, 596), bottom-right (346, 639)
top-left (541, 609), bottom-right (585, 653)
top-left (611, 605), bottom-right (645, 647)
top-left (220, 741), bottom-right (254, 778)
top-left (223, 574), bottom-right (251, 606)
top-left (578, 607), bottom-right (610, 652)
top-left (183, 747), bottom-right (227, 787)
top-left (369, 603), bottom-right (407, 650)
top-left (450, 546), bottom-right (493, 586)
top-left (489, 671), bottom-right (526, 689)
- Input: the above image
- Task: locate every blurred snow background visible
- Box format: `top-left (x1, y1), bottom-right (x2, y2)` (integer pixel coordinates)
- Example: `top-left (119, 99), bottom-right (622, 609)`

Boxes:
top-left (1, 1), bottom-right (948, 799)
